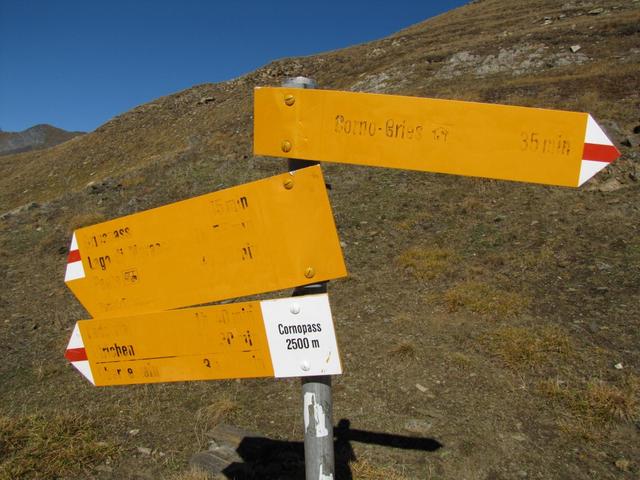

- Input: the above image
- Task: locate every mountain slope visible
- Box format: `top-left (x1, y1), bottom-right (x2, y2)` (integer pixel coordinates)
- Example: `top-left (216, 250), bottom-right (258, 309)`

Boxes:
top-left (0, 124), bottom-right (84, 156)
top-left (1, 0), bottom-right (638, 213)
top-left (0, 1), bottom-right (638, 479)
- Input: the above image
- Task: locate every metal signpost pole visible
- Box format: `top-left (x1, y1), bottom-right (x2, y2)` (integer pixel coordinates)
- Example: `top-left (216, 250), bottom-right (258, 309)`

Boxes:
top-left (282, 76), bottom-right (336, 480)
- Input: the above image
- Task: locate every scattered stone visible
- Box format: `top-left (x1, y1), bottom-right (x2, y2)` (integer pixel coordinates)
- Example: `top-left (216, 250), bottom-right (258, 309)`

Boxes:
top-left (621, 134), bottom-right (640, 148)
top-left (128, 428), bottom-right (140, 436)
top-left (415, 383), bottom-right (428, 393)
top-left (597, 178), bottom-right (623, 192)
top-left (614, 362), bottom-right (623, 370)
top-left (511, 433), bottom-right (528, 442)
top-left (350, 71), bottom-right (392, 93)
top-left (87, 178), bottom-right (123, 194)
top-left (366, 47), bottom-right (386, 58)
top-left (95, 464), bottom-right (113, 473)
top-left (404, 418), bottom-right (433, 435)
top-left (137, 446), bottom-right (152, 455)
top-left (614, 458), bottom-right (630, 471)
top-left (598, 119), bottom-right (621, 139)
top-left (435, 44), bottom-right (588, 80)
top-left (198, 96), bottom-right (215, 104)
top-left (191, 424), bottom-right (253, 476)
top-left (588, 7), bottom-right (605, 15)
top-left (570, 45), bottom-right (582, 53)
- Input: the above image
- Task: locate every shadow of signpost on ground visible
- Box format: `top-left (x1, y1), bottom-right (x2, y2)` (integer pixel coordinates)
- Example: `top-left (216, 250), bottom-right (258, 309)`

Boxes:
top-left (191, 419), bottom-right (443, 479)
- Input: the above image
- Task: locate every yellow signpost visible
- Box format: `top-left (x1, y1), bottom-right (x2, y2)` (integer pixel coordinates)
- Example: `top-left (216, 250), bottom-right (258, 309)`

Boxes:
top-left (64, 166), bottom-right (346, 318)
top-left (65, 294), bottom-right (341, 386)
top-left (254, 87), bottom-right (620, 187)
top-left (63, 76), bottom-right (624, 480)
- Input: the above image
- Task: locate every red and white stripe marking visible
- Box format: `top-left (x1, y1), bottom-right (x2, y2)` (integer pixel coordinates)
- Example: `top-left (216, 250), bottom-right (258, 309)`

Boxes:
top-left (64, 323), bottom-right (95, 385)
top-left (64, 233), bottom-right (85, 282)
top-left (579, 115), bottom-right (621, 186)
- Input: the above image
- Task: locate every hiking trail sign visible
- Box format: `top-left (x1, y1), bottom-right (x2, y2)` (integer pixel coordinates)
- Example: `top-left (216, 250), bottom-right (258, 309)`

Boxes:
top-left (64, 166), bottom-right (346, 319)
top-left (254, 87), bottom-right (620, 187)
top-left (64, 294), bottom-right (341, 386)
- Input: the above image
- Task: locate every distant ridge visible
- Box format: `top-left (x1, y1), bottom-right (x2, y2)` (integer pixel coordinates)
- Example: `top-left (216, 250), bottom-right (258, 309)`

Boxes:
top-left (0, 124), bottom-right (84, 156)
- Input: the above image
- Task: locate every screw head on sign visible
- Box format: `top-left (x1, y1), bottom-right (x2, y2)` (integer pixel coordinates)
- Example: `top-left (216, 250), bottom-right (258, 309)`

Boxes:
top-left (283, 177), bottom-right (294, 190)
top-left (284, 94), bottom-right (295, 106)
top-left (304, 267), bottom-right (315, 279)
top-left (290, 302), bottom-right (301, 315)
top-left (300, 361), bottom-right (310, 372)
top-left (281, 140), bottom-right (292, 153)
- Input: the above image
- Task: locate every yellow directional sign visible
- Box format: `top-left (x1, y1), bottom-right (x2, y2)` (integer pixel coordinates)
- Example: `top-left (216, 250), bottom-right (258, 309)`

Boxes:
top-left (254, 87), bottom-right (620, 187)
top-left (65, 294), bottom-right (341, 386)
top-left (65, 166), bottom-right (346, 318)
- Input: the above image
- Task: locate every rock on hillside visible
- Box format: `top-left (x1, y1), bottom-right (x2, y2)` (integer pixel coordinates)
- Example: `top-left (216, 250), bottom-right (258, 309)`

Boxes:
top-left (0, 124), bottom-right (84, 156)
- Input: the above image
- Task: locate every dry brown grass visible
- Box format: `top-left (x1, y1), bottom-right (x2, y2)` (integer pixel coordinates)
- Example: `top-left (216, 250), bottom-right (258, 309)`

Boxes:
top-left (67, 211), bottom-right (107, 231)
top-left (193, 395), bottom-right (240, 449)
top-left (538, 374), bottom-right (639, 437)
top-left (396, 246), bottom-right (454, 280)
top-left (585, 377), bottom-right (639, 422)
top-left (389, 340), bottom-right (418, 361)
top-left (168, 467), bottom-right (212, 480)
top-left (443, 281), bottom-right (530, 318)
top-left (0, 411), bottom-right (118, 480)
top-left (448, 351), bottom-right (473, 370)
top-left (486, 325), bottom-right (572, 371)
top-left (516, 245), bottom-right (555, 272)
top-left (351, 457), bottom-right (410, 480)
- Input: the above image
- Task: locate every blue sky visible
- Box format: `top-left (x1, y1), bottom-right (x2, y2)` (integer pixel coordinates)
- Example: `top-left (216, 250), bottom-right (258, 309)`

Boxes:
top-left (0, 1), bottom-right (468, 132)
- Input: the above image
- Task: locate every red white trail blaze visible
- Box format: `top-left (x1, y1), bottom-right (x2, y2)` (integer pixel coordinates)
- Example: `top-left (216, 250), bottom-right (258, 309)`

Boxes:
top-left (65, 323), bottom-right (94, 385)
top-left (64, 232), bottom-right (85, 282)
top-left (579, 115), bottom-right (621, 186)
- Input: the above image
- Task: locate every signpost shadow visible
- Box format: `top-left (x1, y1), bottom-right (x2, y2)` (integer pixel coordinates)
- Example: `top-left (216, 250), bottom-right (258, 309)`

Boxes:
top-left (220, 419), bottom-right (443, 479)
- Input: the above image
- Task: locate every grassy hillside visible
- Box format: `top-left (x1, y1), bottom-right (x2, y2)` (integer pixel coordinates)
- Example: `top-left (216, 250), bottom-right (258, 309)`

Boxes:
top-left (1, 0), bottom-right (638, 478)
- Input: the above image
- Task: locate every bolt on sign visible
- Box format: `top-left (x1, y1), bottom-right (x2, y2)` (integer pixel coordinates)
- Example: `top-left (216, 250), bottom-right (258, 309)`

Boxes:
top-left (65, 294), bottom-right (341, 386)
top-left (64, 165), bottom-right (346, 319)
top-left (254, 87), bottom-right (620, 187)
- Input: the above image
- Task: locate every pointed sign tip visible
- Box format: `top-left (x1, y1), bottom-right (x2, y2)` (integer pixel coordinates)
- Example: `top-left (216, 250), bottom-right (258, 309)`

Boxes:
top-left (578, 160), bottom-right (609, 186)
top-left (65, 323), bottom-right (95, 385)
top-left (71, 360), bottom-right (96, 385)
top-left (585, 115), bottom-right (614, 146)
top-left (578, 115), bottom-right (621, 186)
